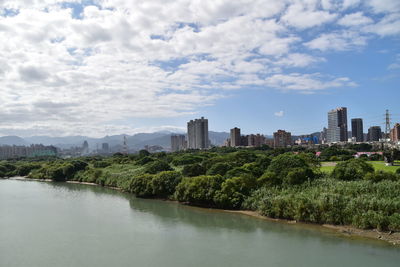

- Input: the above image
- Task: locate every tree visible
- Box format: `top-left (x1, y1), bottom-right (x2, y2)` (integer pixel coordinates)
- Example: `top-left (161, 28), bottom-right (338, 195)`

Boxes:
top-left (207, 162), bottom-right (232, 176)
top-left (214, 175), bottom-right (257, 209)
top-left (145, 160), bottom-right (172, 174)
top-left (129, 174), bottom-right (154, 197)
top-left (182, 163), bottom-right (206, 177)
top-left (331, 158), bottom-right (374, 181)
top-left (151, 171), bottom-right (182, 197)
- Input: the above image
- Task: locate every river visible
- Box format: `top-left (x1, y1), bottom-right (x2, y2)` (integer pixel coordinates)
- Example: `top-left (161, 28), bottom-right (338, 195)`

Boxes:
top-left (1, 179), bottom-right (399, 267)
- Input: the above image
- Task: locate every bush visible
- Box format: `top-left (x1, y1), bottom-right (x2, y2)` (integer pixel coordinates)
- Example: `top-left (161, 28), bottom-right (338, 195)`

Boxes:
top-left (365, 171), bottom-right (398, 183)
top-left (151, 171), bottom-right (182, 197)
top-left (284, 167), bottom-right (314, 185)
top-left (145, 160), bottom-right (172, 174)
top-left (396, 168), bottom-right (400, 175)
top-left (172, 155), bottom-right (203, 166)
top-left (331, 159), bottom-right (374, 181)
top-left (182, 163), bottom-right (206, 177)
top-left (129, 174), bottom-right (154, 197)
top-left (214, 175), bottom-right (257, 209)
top-left (174, 175), bottom-right (225, 206)
top-left (225, 167), bottom-right (253, 179)
top-left (207, 162), bottom-right (232, 176)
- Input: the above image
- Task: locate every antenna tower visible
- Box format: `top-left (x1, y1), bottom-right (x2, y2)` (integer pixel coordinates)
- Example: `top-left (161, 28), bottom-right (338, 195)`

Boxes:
top-left (123, 135), bottom-right (128, 155)
top-left (385, 109), bottom-right (391, 142)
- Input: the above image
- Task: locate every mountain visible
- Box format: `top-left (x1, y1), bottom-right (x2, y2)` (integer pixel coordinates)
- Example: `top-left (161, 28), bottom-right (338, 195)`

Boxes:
top-left (0, 131), bottom-right (230, 150)
top-left (0, 136), bottom-right (28, 146)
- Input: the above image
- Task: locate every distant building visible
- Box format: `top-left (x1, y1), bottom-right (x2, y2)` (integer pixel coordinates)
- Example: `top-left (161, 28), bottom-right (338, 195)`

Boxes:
top-left (390, 123), bottom-right (400, 142)
top-left (230, 127), bottom-right (241, 147)
top-left (82, 140), bottom-right (89, 155)
top-left (327, 107), bottom-right (348, 143)
top-left (247, 134), bottom-right (265, 147)
top-left (101, 143), bottom-right (109, 154)
top-left (274, 130), bottom-right (292, 148)
top-left (351, 118), bottom-right (364, 142)
top-left (0, 144), bottom-right (57, 159)
top-left (187, 117), bottom-right (209, 149)
top-left (240, 135), bottom-right (248, 146)
top-left (368, 126), bottom-right (382, 142)
top-left (171, 135), bottom-right (186, 152)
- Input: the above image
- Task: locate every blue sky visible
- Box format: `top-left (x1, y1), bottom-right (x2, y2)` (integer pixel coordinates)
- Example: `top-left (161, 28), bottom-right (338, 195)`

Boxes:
top-left (0, 0), bottom-right (399, 137)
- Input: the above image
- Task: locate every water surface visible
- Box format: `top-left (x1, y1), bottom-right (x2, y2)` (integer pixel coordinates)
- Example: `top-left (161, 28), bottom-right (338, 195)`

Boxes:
top-left (1, 179), bottom-right (399, 267)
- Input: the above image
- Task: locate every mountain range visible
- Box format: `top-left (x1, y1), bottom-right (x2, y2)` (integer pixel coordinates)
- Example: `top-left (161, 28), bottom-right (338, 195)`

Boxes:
top-left (0, 131), bottom-right (230, 150)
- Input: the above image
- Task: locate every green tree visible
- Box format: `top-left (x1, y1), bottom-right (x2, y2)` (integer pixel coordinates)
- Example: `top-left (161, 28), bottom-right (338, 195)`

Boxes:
top-left (331, 159), bottom-right (374, 181)
top-left (145, 160), bottom-right (172, 174)
top-left (151, 171), bottom-right (182, 197)
top-left (182, 163), bottom-right (206, 177)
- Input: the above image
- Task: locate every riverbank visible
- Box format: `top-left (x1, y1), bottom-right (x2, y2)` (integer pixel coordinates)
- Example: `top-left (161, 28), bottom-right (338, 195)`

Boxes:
top-left (4, 176), bottom-right (399, 246)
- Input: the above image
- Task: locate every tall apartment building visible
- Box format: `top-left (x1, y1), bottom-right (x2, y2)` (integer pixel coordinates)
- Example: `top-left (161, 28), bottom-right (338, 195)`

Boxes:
top-left (230, 127), bottom-right (241, 147)
top-left (187, 117), bottom-right (209, 149)
top-left (171, 135), bottom-right (186, 152)
top-left (351, 118), bottom-right (364, 142)
top-left (390, 123), bottom-right (400, 142)
top-left (0, 144), bottom-right (57, 159)
top-left (247, 134), bottom-right (266, 147)
top-left (327, 107), bottom-right (348, 143)
top-left (368, 126), bottom-right (382, 142)
top-left (273, 130), bottom-right (292, 148)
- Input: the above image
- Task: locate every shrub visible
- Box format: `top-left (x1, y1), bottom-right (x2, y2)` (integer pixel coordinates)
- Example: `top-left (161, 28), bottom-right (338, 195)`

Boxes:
top-left (284, 167), bottom-right (314, 185)
top-left (145, 160), bottom-right (172, 174)
top-left (225, 167), bottom-right (253, 179)
top-left (182, 163), bottom-right (206, 177)
top-left (365, 171), bottom-right (398, 183)
top-left (151, 171), bottom-right (182, 197)
top-left (331, 159), bottom-right (374, 181)
top-left (214, 175), bottom-right (257, 209)
top-left (396, 168), bottom-right (400, 175)
top-left (172, 155), bottom-right (203, 166)
top-left (174, 175), bottom-right (225, 206)
top-left (129, 174), bottom-right (154, 197)
top-left (207, 162), bottom-right (232, 176)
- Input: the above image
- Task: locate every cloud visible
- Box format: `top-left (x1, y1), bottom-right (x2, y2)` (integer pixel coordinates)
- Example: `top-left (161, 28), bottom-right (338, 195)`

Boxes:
top-left (274, 111), bottom-right (284, 117)
top-left (265, 73), bottom-right (357, 92)
top-left (0, 0), bottom-right (398, 136)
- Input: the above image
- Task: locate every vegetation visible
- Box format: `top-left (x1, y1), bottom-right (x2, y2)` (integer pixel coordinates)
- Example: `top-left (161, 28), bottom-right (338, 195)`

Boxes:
top-left (1, 146), bottom-right (400, 232)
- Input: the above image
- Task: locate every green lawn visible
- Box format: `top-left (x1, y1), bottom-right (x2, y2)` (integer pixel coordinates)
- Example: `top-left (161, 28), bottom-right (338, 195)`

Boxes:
top-left (320, 161), bottom-right (400, 174)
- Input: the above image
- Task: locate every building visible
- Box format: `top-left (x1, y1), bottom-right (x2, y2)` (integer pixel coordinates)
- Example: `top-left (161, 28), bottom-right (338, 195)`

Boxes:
top-left (390, 123), bottom-right (400, 142)
top-left (247, 134), bottom-right (266, 147)
top-left (171, 135), bottom-right (186, 152)
top-left (327, 107), bottom-right (348, 143)
top-left (368, 126), bottom-right (382, 142)
top-left (187, 117), bottom-right (209, 149)
top-left (273, 130), bottom-right (292, 148)
top-left (0, 144), bottom-right (57, 159)
top-left (351, 118), bottom-right (364, 142)
top-left (101, 143), bottom-right (110, 154)
top-left (230, 127), bottom-right (241, 147)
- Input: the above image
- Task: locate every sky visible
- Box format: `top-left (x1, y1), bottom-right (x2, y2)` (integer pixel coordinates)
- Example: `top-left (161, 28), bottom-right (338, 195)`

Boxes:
top-left (0, 0), bottom-right (399, 137)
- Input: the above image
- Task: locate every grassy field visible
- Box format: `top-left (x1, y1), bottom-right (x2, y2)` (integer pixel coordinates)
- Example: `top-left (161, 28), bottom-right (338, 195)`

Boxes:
top-left (321, 161), bottom-right (400, 174)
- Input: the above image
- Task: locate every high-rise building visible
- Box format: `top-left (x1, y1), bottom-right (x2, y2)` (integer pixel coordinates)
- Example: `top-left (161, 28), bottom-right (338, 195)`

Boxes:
top-left (390, 123), bottom-right (400, 142)
top-left (230, 127), bottom-right (241, 147)
top-left (327, 107), bottom-right (348, 143)
top-left (351, 118), bottom-right (364, 142)
top-left (101, 143), bottom-right (109, 153)
top-left (187, 117), bottom-right (209, 149)
top-left (171, 135), bottom-right (186, 152)
top-left (273, 130), bottom-right (292, 148)
top-left (368, 126), bottom-right (382, 142)
top-left (247, 134), bottom-right (265, 147)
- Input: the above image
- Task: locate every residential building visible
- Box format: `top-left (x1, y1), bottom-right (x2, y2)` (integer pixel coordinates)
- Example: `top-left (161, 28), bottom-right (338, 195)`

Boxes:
top-left (247, 134), bottom-right (265, 147)
top-left (351, 118), bottom-right (364, 142)
top-left (327, 107), bottom-right (348, 143)
top-left (171, 135), bottom-right (186, 152)
top-left (390, 123), bottom-right (400, 142)
top-left (0, 144), bottom-right (57, 159)
top-left (187, 117), bottom-right (209, 149)
top-left (230, 127), bottom-right (241, 147)
top-left (274, 130), bottom-right (292, 148)
top-left (368, 126), bottom-right (382, 142)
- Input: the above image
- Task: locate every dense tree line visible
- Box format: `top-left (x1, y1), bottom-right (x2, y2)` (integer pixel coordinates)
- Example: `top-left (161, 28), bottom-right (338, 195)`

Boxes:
top-left (1, 146), bottom-right (400, 232)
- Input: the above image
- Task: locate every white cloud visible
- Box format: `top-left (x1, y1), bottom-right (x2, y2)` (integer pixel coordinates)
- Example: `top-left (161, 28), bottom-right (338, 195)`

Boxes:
top-left (338, 12), bottom-right (373, 27)
top-left (0, 0), bottom-right (397, 136)
top-left (274, 111), bottom-right (284, 117)
top-left (265, 73), bottom-right (357, 92)
top-left (305, 31), bottom-right (367, 51)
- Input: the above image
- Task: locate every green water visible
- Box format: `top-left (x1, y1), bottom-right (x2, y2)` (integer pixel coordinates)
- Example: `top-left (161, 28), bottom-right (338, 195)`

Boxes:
top-left (1, 179), bottom-right (399, 267)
